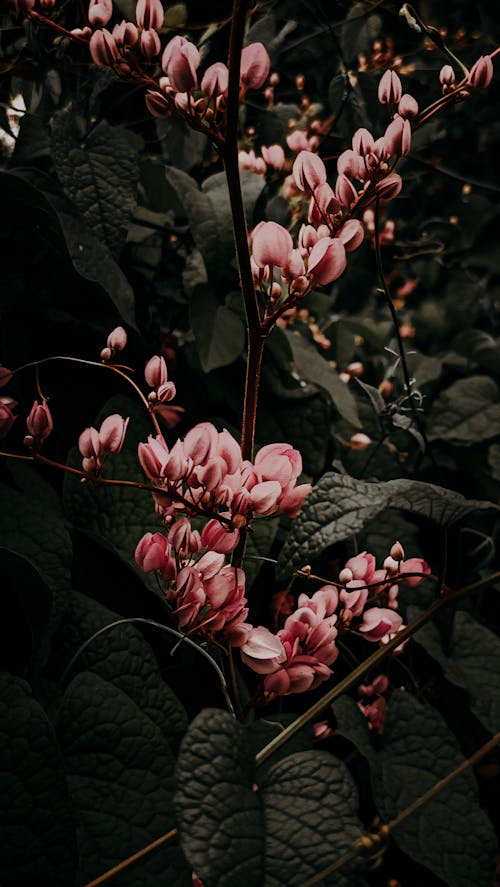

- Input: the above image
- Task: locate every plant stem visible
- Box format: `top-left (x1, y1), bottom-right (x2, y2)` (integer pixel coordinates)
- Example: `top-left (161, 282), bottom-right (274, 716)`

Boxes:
top-left (223, 0), bottom-right (263, 465)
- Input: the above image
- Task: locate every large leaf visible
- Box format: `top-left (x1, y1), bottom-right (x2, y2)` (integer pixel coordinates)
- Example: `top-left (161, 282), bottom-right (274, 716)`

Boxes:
top-left (63, 394), bottom-right (160, 593)
top-left (51, 112), bottom-right (142, 257)
top-left (411, 608), bottom-right (500, 735)
top-left (164, 166), bottom-right (264, 282)
top-left (175, 708), bottom-right (363, 887)
top-left (185, 251), bottom-right (246, 372)
top-left (0, 672), bottom-right (77, 887)
top-left (277, 473), bottom-right (496, 577)
top-left (0, 169), bottom-right (136, 326)
top-left (428, 375), bottom-right (500, 445)
top-left (0, 463), bottom-right (72, 637)
top-left (335, 692), bottom-right (496, 887)
top-left (0, 547), bottom-right (52, 673)
top-left (284, 329), bottom-right (361, 427)
top-left (55, 592), bottom-right (189, 887)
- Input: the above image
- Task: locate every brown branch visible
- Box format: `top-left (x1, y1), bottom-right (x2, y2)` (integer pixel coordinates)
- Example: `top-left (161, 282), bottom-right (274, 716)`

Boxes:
top-left (83, 829), bottom-right (178, 887)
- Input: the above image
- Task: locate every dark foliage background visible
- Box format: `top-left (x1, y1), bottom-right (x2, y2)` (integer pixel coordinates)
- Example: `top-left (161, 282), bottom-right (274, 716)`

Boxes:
top-left (0, 1), bottom-right (499, 885)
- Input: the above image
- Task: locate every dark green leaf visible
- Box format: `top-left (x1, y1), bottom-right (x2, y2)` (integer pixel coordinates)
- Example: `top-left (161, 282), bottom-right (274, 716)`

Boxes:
top-left (277, 473), bottom-right (496, 577)
top-left (0, 463), bottom-right (72, 637)
top-left (243, 517), bottom-right (280, 589)
top-left (0, 547), bottom-right (52, 672)
top-left (258, 390), bottom-right (331, 478)
top-left (428, 376), bottom-right (500, 445)
top-left (0, 169), bottom-right (136, 326)
top-left (175, 708), bottom-right (363, 887)
top-left (51, 113), bottom-right (142, 257)
top-left (58, 670), bottom-right (189, 887)
top-left (284, 329), bottom-right (361, 427)
top-left (411, 608), bottom-right (500, 734)
top-left (335, 692), bottom-right (496, 887)
top-left (0, 672), bottom-right (77, 887)
top-left (186, 253), bottom-right (246, 372)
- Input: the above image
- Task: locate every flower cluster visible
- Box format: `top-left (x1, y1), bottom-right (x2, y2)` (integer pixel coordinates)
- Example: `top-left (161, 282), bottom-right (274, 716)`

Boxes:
top-left (239, 543), bottom-right (430, 698)
top-left (82, 0), bottom-right (270, 136)
top-left (138, 423), bottom-right (311, 552)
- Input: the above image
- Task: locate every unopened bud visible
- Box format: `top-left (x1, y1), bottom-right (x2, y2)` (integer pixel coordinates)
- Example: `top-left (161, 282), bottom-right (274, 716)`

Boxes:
top-left (390, 540), bottom-right (404, 561)
top-left (339, 567), bottom-right (353, 583)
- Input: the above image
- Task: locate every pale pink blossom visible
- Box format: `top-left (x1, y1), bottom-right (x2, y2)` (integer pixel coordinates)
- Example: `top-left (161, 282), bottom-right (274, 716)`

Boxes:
top-left (293, 150), bottom-right (327, 192)
top-left (136, 0), bottom-right (164, 30)
top-left (88, 0), bottom-right (112, 27)
top-left (468, 55), bottom-right (493, 89)
top-left (307, 237), bottom-right (347, 285)
top-left (112, 20), bottom-right (139, 49)
top-left (89, 29), bottom-right (119, 67)
top-left (400, 557), bottom-right (430, 587)
top-left (439, 65), bottom-right (455, 88)
top-left (383, 115), bottom-right (411, 157)
top-left (398, 93), bottom-right (418, 118)
top-left (201, 62), bottom-right (229, 98)
top-left (251, 221), bottom-right (293, 268)
top-left (374, 172), bottom-right (403, 201)
top-left (200, 518), bottom-right (240, 554)
top-left (26, 399), bottom-right (53, 445)
top-left (359, 607), bottom-right (403, 642)
top-left (135, 531), bottom-right (176, 580)
top-left (378, 69), bottom-right (402, 104)
top-left (240, 626), bottom-right (287, 674)
top-left (240, 43), bottom-right (270, 91)
top-left (261, 144), bottom-right (285, 171)
top-left (167, 42), bottom-right (200, 92)
top-left (140, 29), bottom-right (161, 59)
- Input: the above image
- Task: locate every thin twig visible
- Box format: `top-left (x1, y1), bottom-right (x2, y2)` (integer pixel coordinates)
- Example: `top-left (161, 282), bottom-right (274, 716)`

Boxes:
top-left (83, 828), bottom-right (178, 887)
top-left (60, 617), bottom-right (235, 717)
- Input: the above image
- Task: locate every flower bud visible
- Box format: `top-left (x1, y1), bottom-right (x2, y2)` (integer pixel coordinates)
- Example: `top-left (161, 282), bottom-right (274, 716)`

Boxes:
top-left (26, 399), bottom-right (53, 446)
top-left (251, 221), bottom-right (293, 268)
top-left (439, 65), bottom-right (455, 88)
top-left (112, 20), bottom-right (139, 49)
top-left (374, 172), bottom-right (403, 201)
top-left (106, 325), bottom-right (127, 353)
top-left (468, 55), bottom-right (494, 90)
top-left (337, 219), bottom-right (364, 252)
top-left (352, 128), bottom-right (375, 157)
top-left (201, 62), bottom-right (229, 98)
top-left (383, 115), bottom-right (411, 158)
top-left (99, 414), bottom-right (129, 453)
top-left (240, 43), bottom-right (270, 91)
top-left (145, 355), bottom-right (168, 389)
top-left (398, 93), bottom-right (418, 118)
top-left (136, 0), bottom-right (164, 31)
top-left (89, 29), bottom-right (119, 67)
top-left (88, 0), bottom-right (112, 27)
top-left (339, 567), bottom-right (353, 584)
top-left (140, 28), bottom-right (161, 59)
top-left (335, 173), bottom-right (358, 209)
top-left (293, 150), bottom-right (327, 192)
top-left (378, 69), bottom-right (402, 104)
top-left (167, 42), bottom-right (200, 92)
top-left (261, 144), bottom-right (285, 171)
top-left (307, 237), bottom-right (347, 285)
top-left (390, 541), bottom-right (404, 561)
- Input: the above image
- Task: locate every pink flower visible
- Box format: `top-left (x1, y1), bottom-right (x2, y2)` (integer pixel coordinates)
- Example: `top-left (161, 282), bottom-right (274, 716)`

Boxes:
top-left (0, 396), bottom-right (17, 440)
top-left (99, 414), bottom-right (129, 453)
top-left (468, 55), bottom-right (494, 89)
top-left (359, 607), bottom-right (403, 642)
top-left (145, 356), bottom-right (167, 388)
top-left (251, 221), bottom-right (293, 268)
top-left (201, 518), bottom-right (240, 554)
top-left (344, 551), bottom-right (376, 582)
top-left (240, 43), bottom-right (270, 91)
top-left (88, 0), bottom-right (113, 27)
top-left (374, 172), bottom-right (402, 201)
top-left (167, 517), bottom-right (201, 555)
top-left (278, 482), bottom-right (311, 517)
top-left (261, 144), bottom-right (285, 171)
top-left (307, 237), bottom-right (347, 286)
top-left (254, 442), bottom-right (301, 487)
top-left (240, 626), bottom-right (286, 674)
top-left (400, 557), bottom-right (430, 587)
top-left (383, 115), bottom-right (411, 157)
top-left (349, 432), bottom-right (371, 450)
top-left (135, 531), bottom-right (176, 580)
top-left (145, 90), bottom-right (172, 118)
top-left (352, 128), bottom-right (375, 156)
top-left (107, 325), bottom-right (127, 352)
top-left (337, 219), bottom-right (364, 252)
top-left (26, 399), bottom-right (53, 446)
top-left (378, 69), bottom-right (402, 104)
top-left (136, 0), bottom-right (164, 30)
top-left (201, 62), bottom-right (229, 98)
top-left (335, 174), bottom-right (358, 209)
top-left (140, 28), bottom-right (161, 59)
top-left (183, 422), bottom-right (218, 465)
top-left (167, 42), bottom-right (200, 93)
top-left (89, 29), bottom-right (119, 67)
top-left (439, 65), bottom-right (455, 88)
top-left (398, 93), bottom-right (418, 118)
top-left (112, 20), bottom-right (139, 49)
top-left (340, 581), bottom-right (368, 618)
top-left (293, 150), bottom-right (327, 192)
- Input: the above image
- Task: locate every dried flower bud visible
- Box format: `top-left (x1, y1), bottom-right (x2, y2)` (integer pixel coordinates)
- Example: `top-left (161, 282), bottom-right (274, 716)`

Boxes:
top-left (26, 399), bottom-right (53, 447)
